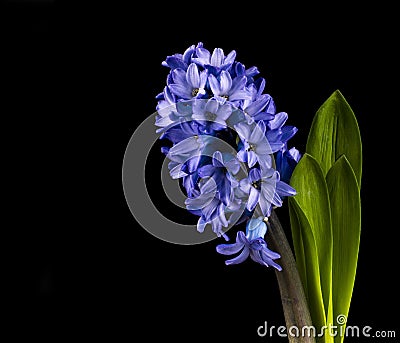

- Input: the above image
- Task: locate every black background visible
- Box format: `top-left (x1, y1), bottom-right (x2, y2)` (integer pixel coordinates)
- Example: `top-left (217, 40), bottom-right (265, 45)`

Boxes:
top-left (5, 2), bottom-right (398, 342)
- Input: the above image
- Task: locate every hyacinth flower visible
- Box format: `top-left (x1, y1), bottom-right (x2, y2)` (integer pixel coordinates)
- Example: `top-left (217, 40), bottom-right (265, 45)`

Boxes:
top-left (162, 43), bottom-right (200, 71)
top-left (192, 98), bottom-right (233, 132)
top-left (235, 120), bottom-right (273, 168)
top-left (168, 63), bottom-right (208, 100)
top-left (156, 40), bottom-right (301, 239)
top-left (238, 167), bottom-right (296, 217)
top-left (276, 147), bottom-right (302, 184)
top-left (185, 176), bottom-right (229, 240)
top-left (208, 71), bottom-right (251, 105)
top-left (216, 217), bottom-right (282, 270)
top-left (192, 46), bottom-right (236, 75)
top-left (197, 151), bottom-right (240, 206)
top-left (117, 46), bottom-right (364, 343)
top-left (154, 42), bottom-right (313, 340)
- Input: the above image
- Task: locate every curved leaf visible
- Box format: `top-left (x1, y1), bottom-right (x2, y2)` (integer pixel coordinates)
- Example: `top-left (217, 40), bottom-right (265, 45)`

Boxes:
top-left (289, 197), bottom-right (326, 335)
top-left (290, 153), bottom-right (333, 326)
top-left (326, 156), bottom-right (361, 343)
top-left (306, 90), bottom-right (362, 187)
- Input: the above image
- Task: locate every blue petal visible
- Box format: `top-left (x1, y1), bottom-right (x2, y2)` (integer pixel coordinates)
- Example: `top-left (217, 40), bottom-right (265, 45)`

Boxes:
top-left (245, 66), bottom-right (259, 78)
top-left (256, 78), bottom-right (266, 97)
top-left (281, 126), bottom-right (298, 143)
top-left (169, 163), bottom-right (187, 179)
top-left (218, 176), bottom-right (232, 206)
top-left (224, 155), bottom-right (240, 175)
top-left (249, 168), bottom-right (261, 183)
top-left (229, 89), bottom-right (251, 102)
top-left (259, 191), bottom-right (274, 217)
top-left (185, 192), bottom-right (214, 211)
top-left (269, 112), bottom-right (288, 130)
top-left (250, 120), bottom-right (266, 144)
top-left (208, 74), bottom-right (221, 96)
top-left (183, 45), bottom-right (196, 64)
top-left (195, 47), bottom-right (211, 64)
top-left (235, 63), bottom-right (245, 76)
top-left (198, 164), bottom-right (215, 178)
top-left (197, 217), bottom-right (206, 233)
top-left (169, 84), bottom-right (191, 100)
top-left (202, 197), bottom-right (220, 221)
top-left (288, 147), bottom-right (301, 162)
top-left (245, 95), bottom-right (269, 116)
top-left (246, 217), bottom-right (267, 240)
top-left (200, 177), bottom-right (218, 194)
top-left (161, 146), bottom-right (169, 155)
top-left (211, 48), bottom-right (224, 67)
top-left (234, 122), bottom-right (251, 141)
top-left (219, 71), bottom-right (232, 95)
top-left (205, 98), bottom-right (219, 114)
top-left (184, 155), bottom-right (202, 173)
top-left (229, 75), bottom-right (247, 94)
top-left (164, 86), bottom-right (176, 104)
top-left (168, 137), bottom-right (200, 160)
top-left (224, 50), bottom-right (236, 65)
top-left (199, 70), bottom-right (208, 88)
top-left (253, 111), bottom-right (275, 122)
top-left (239, 177), bottom-right (251, 193)
top-left (247, 187), bottom-right (260, 211)
top-left (261, 249), bottom-right (282, 271)
top-left (176, 100), bottom-right (193, 116)
top-left (172, 68), bottom-right (187, 85)
top-left (264, 96), bottom-right (276, 115)
top-left (204, 65), bottom-right (219, 76)
top-left (216, 103), bottom-right (232, 121)
top-left (186, 63), bottom-right (200, 88)
top-left (261, 245), bottom-right (281, 260)
top-left (247, 151), bottom-right (258, 168)
top-left (216, 242), bottom-right (245, 255)
top-left (212, 151), bottom-right (224, 167)
top-left (225, 246), bottom-right (250, 265)
top-left (165, 56), bottom-right (188, 70)
top-left (237, 148), bottom-right (248, 163)
top-left (250, 250), bottom-right (265, 265)
top-left (276, 180), bottom-right (296, 196)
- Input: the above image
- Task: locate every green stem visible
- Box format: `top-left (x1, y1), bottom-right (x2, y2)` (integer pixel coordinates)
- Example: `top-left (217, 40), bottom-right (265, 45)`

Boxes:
top-left (267, 210), bottom-right (315, 343)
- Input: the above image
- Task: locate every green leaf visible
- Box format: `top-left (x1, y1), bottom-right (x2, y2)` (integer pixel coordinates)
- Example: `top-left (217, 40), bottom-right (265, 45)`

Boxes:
top-left (290, 153), bottom-right (333, 329)
top-left (326, 156), bottom-right (361, 343)
top-left (289, 197), bottom-right (326, 339)
top-left (306, 90), bottom-right (362, 187)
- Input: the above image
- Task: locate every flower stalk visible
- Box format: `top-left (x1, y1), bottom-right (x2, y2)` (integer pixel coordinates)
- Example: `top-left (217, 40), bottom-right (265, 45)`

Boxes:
top-left (267, 210), bottom-right (315, 343)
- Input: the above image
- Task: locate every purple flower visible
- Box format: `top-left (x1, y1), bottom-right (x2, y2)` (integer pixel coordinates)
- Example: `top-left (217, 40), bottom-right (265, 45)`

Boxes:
top-left (241, 79), bottom-right (276, 122)
top-left (266, 112), bottom-right (298, 149)
top-left (169, 63), bottom-right (208, 100)
top-left (208, 71), bottom-right (251, 104)
top-left (276, 147), bottom-right (301, 184)
top-left (216, 225), bottom-right (282, 270)
top-left (239, 168), bottom-right (295, 217)
top-left (161, 120), bottom-right (206, 144)
top-left (193, 46), bottom-right (236, 75)
top-left (231, 62), bottom-right (260, 85)
top-left (192, 99), bottom-right (233, 132)
top-left (156, 43), bottom-right (300, 248)
top-left (198, 151), bottom-right (240, 206)
top-left (235, 120), bottom-right (272, 168)
top-left (185, 177), bottom-right (229, 240)
top-left (155, 86), bottom-right (177, 129)
top-left (162, 43), bottom-right (202, 71)
top-left (166, 135), bottom-right (212, 179)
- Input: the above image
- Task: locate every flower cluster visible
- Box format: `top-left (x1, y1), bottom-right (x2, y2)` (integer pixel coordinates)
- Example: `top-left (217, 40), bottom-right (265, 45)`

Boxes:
top-left (155, 43), bottom-right (300, 270)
